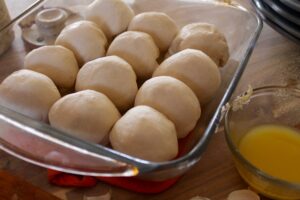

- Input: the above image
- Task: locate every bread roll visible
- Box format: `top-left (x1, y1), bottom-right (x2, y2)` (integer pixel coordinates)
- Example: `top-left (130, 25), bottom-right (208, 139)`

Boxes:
top-left (24, 45), bottom-right (79, 89)
top-left (128, 12), bottom-right (178, 52)
top-left (49, 90), bottom-right (120, 144)
top-left (135, 76), bottom-right (201, 138)
top-left (0, 70), bottom-right (61, 122)
top-left (110, 105), bottom-right (178, 162)
top-left (84, 0), bottom-right (134, 39)
top-left (153, 49), bottom-right (221, 104)
top-left (55, 20), bottom-right (107, 66)
top-left (107, 31), bottom-right (159, 80)
top-left (76, 56), bottom-right (138, 112)
top-left (168, 23), bottom-right (229, 67)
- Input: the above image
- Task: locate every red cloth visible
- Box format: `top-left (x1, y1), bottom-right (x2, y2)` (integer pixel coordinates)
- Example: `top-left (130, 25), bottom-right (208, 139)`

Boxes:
top-left (47, 133), bottom-right (192, 193)
top-left (48, 170), bottom-right (181, 193)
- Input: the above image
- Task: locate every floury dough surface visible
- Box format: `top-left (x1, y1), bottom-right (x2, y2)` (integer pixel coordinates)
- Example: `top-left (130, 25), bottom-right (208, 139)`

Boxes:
top-left (24, 45), bottom-right (79, 89)
top-left (0, 70), bottom-right (61, 122)
top-left (135, 76), bottom-right (201, 138)
top-left (168, 23), bottom-right (229, 67)
top-left (76, 56), bottom-right (138, 112)
top-left (128, 12), bottom-right (178, 52)
top-left (49, 90), bottom-right (120, 144)
top-left (154, 49), bottom-right (221, 104)
top-left (55, 20), bottom-right (107, 66)
top-left (109, 105), bottom-right (178, 162)
top-left (107, 31), bottom-right (159, 80)
top-left (84, 0), bottom-right (134, 39)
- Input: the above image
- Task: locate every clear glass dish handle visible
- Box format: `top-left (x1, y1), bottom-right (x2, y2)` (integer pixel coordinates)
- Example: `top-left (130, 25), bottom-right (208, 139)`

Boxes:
top-left (0, 105), bottom-right (141, 177)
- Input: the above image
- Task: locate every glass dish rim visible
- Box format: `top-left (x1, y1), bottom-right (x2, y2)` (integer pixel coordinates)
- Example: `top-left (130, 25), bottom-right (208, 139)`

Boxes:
top-left (224, 85), bottom-right (300, 190)
top-left (0, 0), bottom-right (263, 176)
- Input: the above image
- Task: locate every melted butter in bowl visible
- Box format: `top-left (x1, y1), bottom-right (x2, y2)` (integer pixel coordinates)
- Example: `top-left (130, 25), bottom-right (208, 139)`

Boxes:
top-left (239, 124), bottom-right (300, 184)
top-left (225, 86), bottom-right (300, 200)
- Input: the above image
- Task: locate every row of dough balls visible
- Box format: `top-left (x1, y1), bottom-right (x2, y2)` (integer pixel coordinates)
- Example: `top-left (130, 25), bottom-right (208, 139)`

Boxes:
top-left (24, 20), bottom-right (227, 108)
top-left (53, 0), bottom-right (228, 74)
top-left (0, 60), bottom-right (214, 160)
top-left (24, 44), bottom-right (221, 109)
top-left (26, 48), bottom-right (217, 133)
top-left (83, 0), bottom-right (229, 69)
top-left (0, 0), bottom-right (229, 162)
top-left (0, 69), bottom-right (197, 162)
top-left (22, 47), bottom-right (219, 135)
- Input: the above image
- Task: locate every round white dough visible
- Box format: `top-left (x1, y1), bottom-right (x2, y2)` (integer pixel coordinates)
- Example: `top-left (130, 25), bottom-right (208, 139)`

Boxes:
top-left (168, 23), bottom-right (229, 67)
top-left (153, 49), bottom-right (221, 104)
top-left (49, 90), bottom-right (120, 144)
top-left (84, 0), bottom-right (134, 39)
top-left (24, 45), bottom-right (79, 89)
top-left (75, 56), bottom-right (138, 112)
top-left (110, 105), bottom-right (178, 162)
top-left (107, 31), bottom-right (159, 80)
top-left (0, 69), bottom-right (61, 122)
top-left (55, 20), bottom-right (107, 66)
top-left (135, 76), bottom-right (201, 138)
top-left (227, 190), bottom-right (260, 200)
top-left (128, 12), bottom-right (178, 52)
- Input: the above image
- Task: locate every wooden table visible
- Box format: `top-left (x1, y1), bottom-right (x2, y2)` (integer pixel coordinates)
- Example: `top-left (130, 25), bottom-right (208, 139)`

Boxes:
top-left (0, 0), bottom-right (300, 200)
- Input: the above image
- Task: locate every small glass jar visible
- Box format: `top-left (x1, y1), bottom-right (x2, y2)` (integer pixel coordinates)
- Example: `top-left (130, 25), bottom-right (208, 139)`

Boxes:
top-left (0, 0), bottom-right (14, 56)
top-left (225, 86), bottom-right (300, 200)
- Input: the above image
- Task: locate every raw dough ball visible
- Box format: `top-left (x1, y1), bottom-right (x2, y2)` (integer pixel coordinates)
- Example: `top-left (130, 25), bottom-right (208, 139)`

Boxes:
top-left (107, 31), bottom-right (159, 80)
top-left (55, 20), bottom-right (107, 66)
top-left (0, 69), bottom-right (61, 122)
top-left (76, 56), bottom-right (138, 112)
top-left (110, 105), bottom-right (178, 162)
top-left (84, 0), bottom-right (134, 39)
top-left (153, 49), bottom-right (221, 104)
top-left (24, 45), bottom-right (79, 89)
top-left (135, 76), bottom-right (201, 138)
top-left (49, 90), bottom-right (120, 144)
top-left (227, 190), bottom-right (260, 200)
top-left (168, 23), bottom-right (229, 67)
top-left (128, 12), bottom-right (178, 52)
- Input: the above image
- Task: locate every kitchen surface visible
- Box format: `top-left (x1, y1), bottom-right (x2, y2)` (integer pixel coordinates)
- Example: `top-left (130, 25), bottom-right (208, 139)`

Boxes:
top-left (0, 0), bottom-right (300, 199)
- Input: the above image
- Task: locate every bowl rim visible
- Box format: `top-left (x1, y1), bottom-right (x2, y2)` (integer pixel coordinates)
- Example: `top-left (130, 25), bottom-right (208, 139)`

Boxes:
top-left (224, 85), bottom-right (300, 190)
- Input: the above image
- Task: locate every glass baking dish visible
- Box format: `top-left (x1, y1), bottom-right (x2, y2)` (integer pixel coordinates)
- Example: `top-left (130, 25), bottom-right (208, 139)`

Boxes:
top-left (0, 0), bottom-right (262, 180)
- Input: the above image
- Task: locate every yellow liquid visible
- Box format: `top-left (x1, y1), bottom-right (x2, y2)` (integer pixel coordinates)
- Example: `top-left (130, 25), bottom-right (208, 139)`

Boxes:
top-left (239, 124), bottom-right (300, 183)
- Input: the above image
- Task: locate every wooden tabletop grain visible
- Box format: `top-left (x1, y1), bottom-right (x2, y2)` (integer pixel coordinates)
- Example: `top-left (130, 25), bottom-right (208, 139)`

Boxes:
top-left (0, 0), bottom-right (300, 200)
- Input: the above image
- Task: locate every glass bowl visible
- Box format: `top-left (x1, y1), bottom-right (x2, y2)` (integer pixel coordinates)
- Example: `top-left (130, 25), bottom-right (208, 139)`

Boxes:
top-left (0, 0), bottom-right (262, 180)
top-left (225, 86), bottom-right (300, 199)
